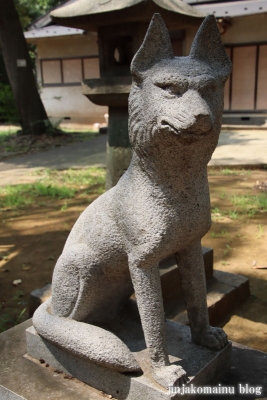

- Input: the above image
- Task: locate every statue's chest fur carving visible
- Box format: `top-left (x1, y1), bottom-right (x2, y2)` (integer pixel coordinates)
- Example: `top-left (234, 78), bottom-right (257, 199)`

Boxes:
top-left (115, 171), bottom-right (211, 264)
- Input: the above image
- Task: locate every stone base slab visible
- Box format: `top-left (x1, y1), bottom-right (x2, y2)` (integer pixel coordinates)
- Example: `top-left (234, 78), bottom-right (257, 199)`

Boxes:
top-left (26, 304), bottom-right (232, 400)
top-left (1, 320), bottom-right (267, 400)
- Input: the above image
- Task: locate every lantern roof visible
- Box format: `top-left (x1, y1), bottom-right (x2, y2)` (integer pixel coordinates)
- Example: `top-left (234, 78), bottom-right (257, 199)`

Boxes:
top-left (51, 0), bottom-right (205, 30)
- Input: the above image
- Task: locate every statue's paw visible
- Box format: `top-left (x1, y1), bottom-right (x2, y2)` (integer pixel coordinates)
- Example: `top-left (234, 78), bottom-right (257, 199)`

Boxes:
top-left (193, 326), bottom-right (228, 350)
top-left (152, 364), bottom-right (188, 389)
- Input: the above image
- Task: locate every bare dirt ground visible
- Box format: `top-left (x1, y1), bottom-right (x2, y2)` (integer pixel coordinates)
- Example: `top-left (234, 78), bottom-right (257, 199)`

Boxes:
top-left (0, 167), bottom-right (267, 353)
top-left (0, 130), bottom-right (97, 161)
top-left (203, 169), bottom-right (267, 352)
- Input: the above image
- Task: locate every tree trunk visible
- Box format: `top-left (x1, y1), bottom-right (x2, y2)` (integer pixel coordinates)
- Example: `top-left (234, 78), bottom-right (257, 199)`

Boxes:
top-left (0, 0), bottom-right (53, 135)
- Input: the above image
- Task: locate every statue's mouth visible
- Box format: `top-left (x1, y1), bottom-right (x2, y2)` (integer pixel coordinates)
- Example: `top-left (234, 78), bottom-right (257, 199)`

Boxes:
top-left (160, 116), bottom-right (212, 138)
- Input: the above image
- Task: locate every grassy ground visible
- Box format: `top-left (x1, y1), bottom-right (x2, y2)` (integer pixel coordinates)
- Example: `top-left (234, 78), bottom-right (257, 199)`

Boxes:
top-left (0, 166), bottom-right (267, 353)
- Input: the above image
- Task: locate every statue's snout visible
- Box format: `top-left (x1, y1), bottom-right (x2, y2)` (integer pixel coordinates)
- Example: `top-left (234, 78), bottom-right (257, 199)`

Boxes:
top-left (190, 113), bottom-right (213, 133)
top-left (178, 90), bottom-right (213, 134)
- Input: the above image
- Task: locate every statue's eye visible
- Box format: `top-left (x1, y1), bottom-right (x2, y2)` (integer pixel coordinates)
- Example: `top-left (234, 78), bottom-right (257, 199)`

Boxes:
top-left (199, 79), bottom-right (217, 94)
top-left (156, 83), bottom-right (182, 97)
top-left (208, 82), bottom-right (217, 92)
top-left (165, 85), bottom-right (177, 95)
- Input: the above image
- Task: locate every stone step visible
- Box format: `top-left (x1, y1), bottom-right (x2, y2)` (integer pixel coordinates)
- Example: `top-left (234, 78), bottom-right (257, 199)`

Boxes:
top-left (159, 247), bottom-right (250, 325)
top-left (162, 270), bottom-right (250, 326)
top-left (159, 246), bottom-right (214, 303)
top-left (29, 283), bottom-right (52, 317)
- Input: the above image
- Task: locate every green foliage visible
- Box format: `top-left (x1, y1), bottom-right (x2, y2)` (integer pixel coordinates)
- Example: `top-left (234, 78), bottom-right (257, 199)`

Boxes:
top-left (211, 230), bottom-right (229, 239)
top-left (212, 207), bottom-right (222, 214)
top-left (0, 83), bottom-right (19, 123)
top-left (230, 194), bottom-right (267, 213)
top-left (0, 48), bottom-right (19, 123)
top-left (223, 244), bottom-right (232, 256)
top-left (14, 0), bottom-right (63, 29)
top-left (220, 168), bottom-right (237, 175)
top-left (219, 192), bottom-right (227, 200)
top-left (0, 291), bottom-right (27, 333)
top-left (60, 200), bottom-right (68, 211)
top-left (211, 207), bottom-right (224, 220)
top-left (228, 210), bottom-right (239, 220)
top-left (34, 182), bottom-right (75, 198)
top-left (220, 260), bottom-right (230, 266)
top-left (256, 223), bottom-right (264, 239)
top-left (35, 168), bottom-right (106, 194)
top-left (0, 50), bottom-right (9, 85)
top-left (0, 183), bottom-right (75, 209)
top-left (219, 168), bottom-right (251, 177)
top-left (0, 130), bottom-right (19, 153)
top-left (210, 191), bottom-right (267, 222)
top-left (51, 168), bottom-right (106, 187)
top-left (0, 168), bottom-right (106, 210)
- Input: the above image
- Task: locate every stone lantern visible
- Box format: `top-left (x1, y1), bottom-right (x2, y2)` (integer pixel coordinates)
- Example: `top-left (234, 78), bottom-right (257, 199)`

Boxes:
top-left (51, 1), bottom-right (204, 188)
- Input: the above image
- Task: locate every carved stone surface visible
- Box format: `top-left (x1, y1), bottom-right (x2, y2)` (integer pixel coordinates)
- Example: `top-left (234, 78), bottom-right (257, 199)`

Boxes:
top-left (2, 320), bottom-right (267, 400)
top-left (27, 306), bottom-right (232, 400)
top-left (32, 13), bottom-right (232, 389)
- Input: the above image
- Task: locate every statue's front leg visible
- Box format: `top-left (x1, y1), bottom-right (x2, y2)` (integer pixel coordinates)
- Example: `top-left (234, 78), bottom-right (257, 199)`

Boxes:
top-left (129, 260), bottom-right (188, 388)
top-left (176, 241), bottom-right (228, 350)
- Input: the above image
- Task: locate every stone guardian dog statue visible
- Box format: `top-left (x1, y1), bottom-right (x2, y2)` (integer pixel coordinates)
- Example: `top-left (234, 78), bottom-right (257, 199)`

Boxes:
top-left (33, 13), bottom-right (232, 389)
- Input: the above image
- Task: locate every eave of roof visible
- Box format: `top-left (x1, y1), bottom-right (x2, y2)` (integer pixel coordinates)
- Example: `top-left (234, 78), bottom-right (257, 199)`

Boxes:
top-left (24, 25), bottom-right (84, 40)
top-left (51, 0), bottom-right (204, 20)
top-left (193, 0), bottom-right (267, 18)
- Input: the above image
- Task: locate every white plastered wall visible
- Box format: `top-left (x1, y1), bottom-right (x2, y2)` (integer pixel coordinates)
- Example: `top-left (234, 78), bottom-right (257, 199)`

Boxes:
top-left (184, 13), bottom-right (267, 55)
top-left (33, 33), bottom-right (108, 127)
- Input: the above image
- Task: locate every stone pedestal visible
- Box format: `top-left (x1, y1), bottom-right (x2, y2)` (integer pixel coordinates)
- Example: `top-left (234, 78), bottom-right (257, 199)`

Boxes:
top-left (1, 320), bottom-right (267, 400)
top-left (26, 302), bottom-right (232, 400)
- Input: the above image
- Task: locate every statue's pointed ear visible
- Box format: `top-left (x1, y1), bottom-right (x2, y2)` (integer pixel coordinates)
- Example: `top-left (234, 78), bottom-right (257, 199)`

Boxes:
top-left (190, 15), bottom-right (232, 80)
top-left (131, 13), bottom-right (174, 81)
